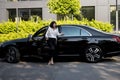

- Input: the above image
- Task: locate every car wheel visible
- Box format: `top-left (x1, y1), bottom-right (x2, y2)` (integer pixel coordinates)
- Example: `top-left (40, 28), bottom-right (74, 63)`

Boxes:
top-left (5, 46), bottom-right (20, 63)
top-left (85, 45), bottom-right (102, 63)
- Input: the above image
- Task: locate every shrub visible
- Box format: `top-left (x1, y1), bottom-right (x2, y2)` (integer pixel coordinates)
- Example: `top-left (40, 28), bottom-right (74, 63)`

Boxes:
top-left (0, 32), bottom-right (29, 42)
top-left (0, 21), bottom-right (16, 34)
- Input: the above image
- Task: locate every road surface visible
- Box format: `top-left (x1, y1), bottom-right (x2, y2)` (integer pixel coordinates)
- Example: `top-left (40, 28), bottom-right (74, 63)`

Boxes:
top-left (0, 56), bottom-right (120, 80)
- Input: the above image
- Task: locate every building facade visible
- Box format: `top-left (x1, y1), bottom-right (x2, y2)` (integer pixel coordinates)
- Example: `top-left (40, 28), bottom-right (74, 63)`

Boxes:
top-left (0, 0), bottom-right (120, 28)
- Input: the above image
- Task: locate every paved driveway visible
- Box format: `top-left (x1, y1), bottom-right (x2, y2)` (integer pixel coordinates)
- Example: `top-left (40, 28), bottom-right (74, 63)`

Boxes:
top-left (0, 56), bottom-right (120, 80)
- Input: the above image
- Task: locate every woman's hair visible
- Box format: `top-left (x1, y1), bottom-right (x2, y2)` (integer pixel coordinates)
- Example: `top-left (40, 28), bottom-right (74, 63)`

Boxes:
top-left (50, 21), bottom-right (56, 28)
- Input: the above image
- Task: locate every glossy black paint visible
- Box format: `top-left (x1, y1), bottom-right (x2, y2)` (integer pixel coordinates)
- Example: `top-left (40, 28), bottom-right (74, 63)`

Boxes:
top-left (0, 24), bottom-right (120, 58)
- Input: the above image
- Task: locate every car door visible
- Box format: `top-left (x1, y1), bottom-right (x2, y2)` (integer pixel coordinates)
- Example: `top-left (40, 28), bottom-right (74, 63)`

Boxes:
top-left (57, 25), bottom-right (91, 56)
top-left (27, 27), bottom-right (48, 56)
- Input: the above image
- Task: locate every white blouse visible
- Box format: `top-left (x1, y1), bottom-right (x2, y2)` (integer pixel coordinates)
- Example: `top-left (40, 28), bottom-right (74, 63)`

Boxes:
top-left (45, 27), bottom-right (61, 39)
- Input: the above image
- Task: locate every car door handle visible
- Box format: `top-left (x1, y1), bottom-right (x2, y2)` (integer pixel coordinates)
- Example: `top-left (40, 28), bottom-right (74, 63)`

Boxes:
top-left (58, 38), bottom-right (67, 41)
top-left (82, 37), bottom-right (87, 40)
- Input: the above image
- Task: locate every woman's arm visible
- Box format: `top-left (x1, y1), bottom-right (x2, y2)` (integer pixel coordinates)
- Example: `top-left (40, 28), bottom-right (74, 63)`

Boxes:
top-left (56, 28), bottom-right (63, 36)
top-left (45, 27), bottom-right (49, 40)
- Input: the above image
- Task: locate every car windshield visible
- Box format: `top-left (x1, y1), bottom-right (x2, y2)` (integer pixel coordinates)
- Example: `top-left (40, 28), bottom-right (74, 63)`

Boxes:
top-left (33, 27), bottom-right (47, 37)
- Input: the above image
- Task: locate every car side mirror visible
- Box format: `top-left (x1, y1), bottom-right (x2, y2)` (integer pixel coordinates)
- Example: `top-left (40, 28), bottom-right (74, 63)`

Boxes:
top-left (32, 36), bottom-right (44, 41)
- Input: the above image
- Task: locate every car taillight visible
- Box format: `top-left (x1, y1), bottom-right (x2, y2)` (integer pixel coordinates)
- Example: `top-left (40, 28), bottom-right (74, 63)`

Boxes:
top-left (113, 36), bottom-right (120, 43)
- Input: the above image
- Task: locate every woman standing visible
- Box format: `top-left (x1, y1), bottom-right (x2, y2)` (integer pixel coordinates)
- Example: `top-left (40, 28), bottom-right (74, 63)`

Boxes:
top-left (45, 21), bottom-right (62, 65)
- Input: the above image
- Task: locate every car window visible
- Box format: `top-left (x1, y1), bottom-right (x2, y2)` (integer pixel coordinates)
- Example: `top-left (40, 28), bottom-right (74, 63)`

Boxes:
top-left (62, 26), bottom-right (80, 36)
top-left (61, 26), bottom-right (91, 37)
top-left (81, 29), bottom-right (91, 36)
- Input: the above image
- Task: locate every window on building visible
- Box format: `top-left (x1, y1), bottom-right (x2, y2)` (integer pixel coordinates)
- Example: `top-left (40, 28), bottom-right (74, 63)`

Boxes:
top-left (8, 8), bottom-right (42, 21)
top-left (18, 0), bottom-right (41, 1)
top-left (7, 0), bottom-right (16, 1)
top-left (110, 6), bottom-right (120, 30)
top-left (81, 6), bottom-right (95, 21)
top-left (8, 9), bottom-right (16, 21)
top-left (7, 0), bottom-right (42, 1)
top-left (19, 8), bottom-right (29, 21)
top-left (31, 8), bottom-right (42, 19)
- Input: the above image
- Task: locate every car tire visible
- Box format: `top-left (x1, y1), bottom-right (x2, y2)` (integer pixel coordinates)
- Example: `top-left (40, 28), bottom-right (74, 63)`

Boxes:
top-left (85, 45), bottom-right (102, 63)
top-left (5, 46), bottom-right (20, 63)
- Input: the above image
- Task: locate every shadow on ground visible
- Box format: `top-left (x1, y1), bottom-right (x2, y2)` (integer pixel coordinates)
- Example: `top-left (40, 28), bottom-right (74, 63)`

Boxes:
top-left (0, 56), bottom-right (119, 80)
top-left (21, 56), bottom-right (120, 63)
top-left (0, 56), bottom-right (120, 63)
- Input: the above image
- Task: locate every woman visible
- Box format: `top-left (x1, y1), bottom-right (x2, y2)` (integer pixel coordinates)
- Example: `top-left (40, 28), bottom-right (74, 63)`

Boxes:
top-left (45, 21), bottom-right (62, 65)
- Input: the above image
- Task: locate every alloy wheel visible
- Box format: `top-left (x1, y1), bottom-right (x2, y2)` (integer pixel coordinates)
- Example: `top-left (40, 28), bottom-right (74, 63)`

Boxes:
top-left (6, 47), bottom-right (20, 63)
top-left (85, 45), bottom-right (102, 62)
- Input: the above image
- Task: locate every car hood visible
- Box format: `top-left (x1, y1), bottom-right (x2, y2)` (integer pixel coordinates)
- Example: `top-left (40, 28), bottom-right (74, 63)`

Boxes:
top-left (0, 38), bottom-right (28, 47)
top-left (5, 38), bottom-right (28, 43)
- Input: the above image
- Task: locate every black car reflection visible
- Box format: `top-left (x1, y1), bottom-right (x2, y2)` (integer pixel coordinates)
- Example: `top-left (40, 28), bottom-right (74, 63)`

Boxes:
top-left (0, 24), bottom-right (120, 63)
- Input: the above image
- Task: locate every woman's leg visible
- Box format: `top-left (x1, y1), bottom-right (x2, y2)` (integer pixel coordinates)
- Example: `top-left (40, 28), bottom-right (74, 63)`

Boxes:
top-left (51, 38), bottom-right (57, 64)
top-left (49, 39), bottom-right (56, 64)
top-left (48, 38), bottom-right (56, 65)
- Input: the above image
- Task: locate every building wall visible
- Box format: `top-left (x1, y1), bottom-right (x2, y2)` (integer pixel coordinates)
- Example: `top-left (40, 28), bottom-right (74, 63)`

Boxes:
top-left (81, 0), bottom-right (119, 23)
top-left (0, 0), bottom-right (56, 22)
top-left (0, 1), bottom-right (8, 22)
top-left (0, 0), bottom-right (120, 23)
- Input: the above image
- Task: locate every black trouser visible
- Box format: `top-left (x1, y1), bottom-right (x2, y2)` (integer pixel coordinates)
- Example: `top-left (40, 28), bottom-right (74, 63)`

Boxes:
top-left (47, 38), bottom-right (57, 59)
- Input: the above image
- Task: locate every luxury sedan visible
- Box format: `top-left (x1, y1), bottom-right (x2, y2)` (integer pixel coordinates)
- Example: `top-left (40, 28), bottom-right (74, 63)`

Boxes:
top-left (0, 24), bottom-right (120, 63)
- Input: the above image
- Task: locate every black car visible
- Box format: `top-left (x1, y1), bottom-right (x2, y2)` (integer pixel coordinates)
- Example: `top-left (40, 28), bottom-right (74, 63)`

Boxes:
top-left (0, 24), bottom-right (120, 63)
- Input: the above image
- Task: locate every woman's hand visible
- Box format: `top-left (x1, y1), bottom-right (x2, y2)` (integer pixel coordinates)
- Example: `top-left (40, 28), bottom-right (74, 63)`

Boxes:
top-left (60, 33), bottom-right (64, 35)
top-left (46, 37), bottom-right (49, 40)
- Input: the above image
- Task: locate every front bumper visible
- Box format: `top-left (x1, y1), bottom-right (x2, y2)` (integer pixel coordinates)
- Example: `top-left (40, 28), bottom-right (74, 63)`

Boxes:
top-left (0, 43), bottom-right (4, 58)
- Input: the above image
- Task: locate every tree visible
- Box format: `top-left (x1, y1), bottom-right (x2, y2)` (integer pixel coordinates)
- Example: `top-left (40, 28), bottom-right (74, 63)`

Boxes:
top-left (47, 0), bottom-right (81, 20)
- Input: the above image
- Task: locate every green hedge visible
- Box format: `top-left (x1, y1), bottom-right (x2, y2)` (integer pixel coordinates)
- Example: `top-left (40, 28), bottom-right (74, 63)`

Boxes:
top-left (0, 19), bottom-right (114, 42)
top-left (0, 20), bottom-right (49, 34)
top-left (0, 32), bottom-right (29, 42)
